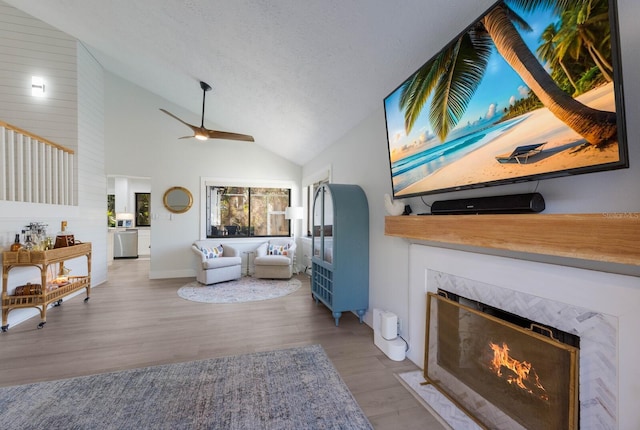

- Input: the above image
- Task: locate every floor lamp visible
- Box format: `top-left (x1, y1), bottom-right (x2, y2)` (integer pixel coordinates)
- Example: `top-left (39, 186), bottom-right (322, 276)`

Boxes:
top-left (285, 206), bottom-right (304, 274)
top-left (285, 206), bottom-right (304, 239)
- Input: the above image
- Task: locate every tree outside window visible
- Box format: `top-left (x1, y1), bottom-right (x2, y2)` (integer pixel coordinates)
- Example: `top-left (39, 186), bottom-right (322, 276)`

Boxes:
top-left (206, 186), bottom-right (290, 237)
top-left (107, 194), bottom-right (116, 227)
top-left (135, 193), bottom-right (151, 227)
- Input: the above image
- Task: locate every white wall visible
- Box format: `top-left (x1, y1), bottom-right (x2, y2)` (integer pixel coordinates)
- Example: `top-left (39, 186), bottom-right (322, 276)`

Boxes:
top-left (103, 73), bottom-right (302, 279)
top-left (302, 0), bottom-right (640, 349)
top-left (76, 41), bottom-right (108, 284)
top-left (0, 2), bottom-right (107, 327)
top-left (0, 2), bottom-right (78, 151)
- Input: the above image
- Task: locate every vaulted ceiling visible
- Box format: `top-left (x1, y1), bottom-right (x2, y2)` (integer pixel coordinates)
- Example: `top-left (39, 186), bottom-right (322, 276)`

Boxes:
top-left (6, 0), bottom-right (487, 165)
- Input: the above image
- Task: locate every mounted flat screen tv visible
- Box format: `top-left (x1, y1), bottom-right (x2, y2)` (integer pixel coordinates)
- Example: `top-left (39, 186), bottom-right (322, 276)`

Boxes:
top-left (384, 0), bottom-right (628, 199)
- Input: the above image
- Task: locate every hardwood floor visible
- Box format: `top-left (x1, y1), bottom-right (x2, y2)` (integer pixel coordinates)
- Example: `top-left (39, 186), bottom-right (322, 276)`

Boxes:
top-left (0, 259), bottom-right (446, 429)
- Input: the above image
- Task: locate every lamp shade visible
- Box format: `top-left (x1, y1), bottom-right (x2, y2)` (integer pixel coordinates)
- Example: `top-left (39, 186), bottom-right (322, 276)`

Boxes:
top-left (285, 206), bottom-right (304, 220)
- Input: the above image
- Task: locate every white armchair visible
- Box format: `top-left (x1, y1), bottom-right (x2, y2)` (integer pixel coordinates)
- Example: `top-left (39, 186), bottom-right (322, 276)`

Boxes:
top-left (192, 240), bottom-right (242, 285)
top-left (253, 239), bottom-right (297, 279)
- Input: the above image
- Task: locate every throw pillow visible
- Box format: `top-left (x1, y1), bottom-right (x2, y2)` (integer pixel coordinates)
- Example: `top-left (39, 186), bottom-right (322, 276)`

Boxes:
top-left (200, 245), bottom-right (224, 259)
top-left (268, 243), bottom-right (289, 256)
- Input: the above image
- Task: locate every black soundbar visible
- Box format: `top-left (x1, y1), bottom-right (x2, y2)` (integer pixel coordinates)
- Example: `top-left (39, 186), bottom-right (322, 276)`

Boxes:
top-left (430, 193), bottom-right (545, 215)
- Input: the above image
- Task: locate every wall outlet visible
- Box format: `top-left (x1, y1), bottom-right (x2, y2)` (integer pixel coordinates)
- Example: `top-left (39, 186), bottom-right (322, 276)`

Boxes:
top-left (397, 318), bottom-right (402, 334)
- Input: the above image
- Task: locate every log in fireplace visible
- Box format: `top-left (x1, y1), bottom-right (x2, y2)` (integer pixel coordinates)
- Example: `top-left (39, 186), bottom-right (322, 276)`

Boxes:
top-left (423, 291), bottom-right (579, 429)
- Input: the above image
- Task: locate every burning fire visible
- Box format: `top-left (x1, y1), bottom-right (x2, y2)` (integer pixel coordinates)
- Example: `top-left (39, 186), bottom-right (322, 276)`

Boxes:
top-left (488, 342), bottom-right (549, 401)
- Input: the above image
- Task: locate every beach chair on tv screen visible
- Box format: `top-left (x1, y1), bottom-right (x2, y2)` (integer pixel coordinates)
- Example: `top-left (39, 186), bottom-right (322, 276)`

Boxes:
top-left (495, 143), bottom-right (544, 164)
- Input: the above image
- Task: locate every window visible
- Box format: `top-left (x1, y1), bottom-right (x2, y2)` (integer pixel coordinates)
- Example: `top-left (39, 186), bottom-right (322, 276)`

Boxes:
top-left (135, 193), bottom-right (151, 227)
top-left (107, 194), bottom-right (115, 227)
top-left (206, 186), bottom-right (290, 237)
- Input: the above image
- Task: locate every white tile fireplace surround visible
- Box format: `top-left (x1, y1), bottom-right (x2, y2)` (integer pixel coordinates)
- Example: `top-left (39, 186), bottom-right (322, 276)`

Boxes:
top-left (406, 245), bottom-right (640, 430)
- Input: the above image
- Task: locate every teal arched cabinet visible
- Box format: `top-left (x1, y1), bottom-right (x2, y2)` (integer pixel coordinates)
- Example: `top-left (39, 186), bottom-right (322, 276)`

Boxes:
top-left (311, 184), bottom-right (369, 326)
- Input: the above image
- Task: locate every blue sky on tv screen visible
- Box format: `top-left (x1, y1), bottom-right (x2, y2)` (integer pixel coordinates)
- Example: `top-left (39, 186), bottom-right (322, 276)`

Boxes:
top-left (385, 5), bottom-right (557, 151)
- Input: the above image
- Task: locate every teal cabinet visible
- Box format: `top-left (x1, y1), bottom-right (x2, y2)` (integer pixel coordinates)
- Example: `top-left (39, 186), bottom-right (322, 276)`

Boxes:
top-left (311, 184), bottom-right (369, 326)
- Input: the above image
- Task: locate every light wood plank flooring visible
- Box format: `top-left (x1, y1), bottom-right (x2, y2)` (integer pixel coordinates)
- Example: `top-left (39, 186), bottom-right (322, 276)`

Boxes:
top-left (0, 259), bottom-right (445, 429)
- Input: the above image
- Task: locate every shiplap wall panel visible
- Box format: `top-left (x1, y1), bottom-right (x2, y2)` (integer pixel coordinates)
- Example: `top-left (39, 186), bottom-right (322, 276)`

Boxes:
top-left (76, 41), bottom-right (107, 284)
top-left (0, 43), bottom-right (76, 63)
top-left (0, 3), bottom-right (77, 152)
top-left (0, 126), bottom-right (5, 200)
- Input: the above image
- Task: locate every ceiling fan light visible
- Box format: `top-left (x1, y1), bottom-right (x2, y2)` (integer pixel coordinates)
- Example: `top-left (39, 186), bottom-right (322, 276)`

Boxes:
top-left (195, 133), bottom-right (208, 141)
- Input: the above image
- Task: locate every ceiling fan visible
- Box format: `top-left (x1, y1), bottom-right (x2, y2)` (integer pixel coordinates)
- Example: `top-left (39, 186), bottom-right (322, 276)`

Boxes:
top-left (160, 81), bottom-right (254, 142)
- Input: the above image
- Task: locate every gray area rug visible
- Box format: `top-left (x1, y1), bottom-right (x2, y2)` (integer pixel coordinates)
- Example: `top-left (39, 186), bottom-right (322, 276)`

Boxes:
top-left (0, 344), bottom-right (372, 430)
top-left (177, 277), bottom-right (302, 303)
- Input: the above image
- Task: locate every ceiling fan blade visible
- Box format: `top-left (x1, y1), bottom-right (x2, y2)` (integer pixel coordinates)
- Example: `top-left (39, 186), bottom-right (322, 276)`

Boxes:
top-left (161, 82), bottom-right (253, 142)
top-left (178, 136), bottom-right (194, 139)
top-left (206, 129), bottom-right (255, 142)
top-left (159, 108), bottom-right (198, 132)
top-left (207, 130), bottom-right (255, 142)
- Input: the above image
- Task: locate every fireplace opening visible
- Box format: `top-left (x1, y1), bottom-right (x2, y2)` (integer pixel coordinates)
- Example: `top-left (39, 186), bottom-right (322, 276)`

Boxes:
top-left (423, 291), bottom-right (580, 429)
top-left (443, 290), bottom-right (580, 349)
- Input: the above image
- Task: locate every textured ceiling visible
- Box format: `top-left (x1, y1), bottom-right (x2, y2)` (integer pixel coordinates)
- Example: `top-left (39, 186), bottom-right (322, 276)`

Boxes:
top-left (5, 0), bottom-right (487, 165)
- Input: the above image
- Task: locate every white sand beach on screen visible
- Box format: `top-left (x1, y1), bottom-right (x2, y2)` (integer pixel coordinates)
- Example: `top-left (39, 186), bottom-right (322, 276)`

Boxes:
top-left (399, 83), bottom-right (619, 196)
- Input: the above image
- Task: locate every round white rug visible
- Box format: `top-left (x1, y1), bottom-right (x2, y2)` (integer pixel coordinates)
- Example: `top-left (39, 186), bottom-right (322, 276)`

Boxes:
top-left (177, 277), bottom-right (302, 303)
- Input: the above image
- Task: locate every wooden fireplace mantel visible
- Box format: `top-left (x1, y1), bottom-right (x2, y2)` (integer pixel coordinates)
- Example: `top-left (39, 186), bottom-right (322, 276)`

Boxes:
top-left (385, 213), bottom-right (640, 266)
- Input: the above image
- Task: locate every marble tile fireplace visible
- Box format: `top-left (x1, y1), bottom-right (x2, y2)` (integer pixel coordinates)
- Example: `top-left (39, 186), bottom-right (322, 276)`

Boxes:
top-left (406, 245), bottom-right (640, 429)
top-left (425, 290), bottom-right (580, 429)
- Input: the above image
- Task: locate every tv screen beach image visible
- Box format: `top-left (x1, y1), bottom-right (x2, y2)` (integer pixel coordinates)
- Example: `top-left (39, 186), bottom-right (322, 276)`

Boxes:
top-left (384, 0), bottom-right (627, 198)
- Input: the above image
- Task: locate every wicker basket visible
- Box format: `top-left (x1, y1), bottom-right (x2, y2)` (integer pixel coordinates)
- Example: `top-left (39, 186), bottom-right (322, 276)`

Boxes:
top-left (13, 283), bottom-right (43, 296)
top-left (3, 243), bottom-right (90, 266)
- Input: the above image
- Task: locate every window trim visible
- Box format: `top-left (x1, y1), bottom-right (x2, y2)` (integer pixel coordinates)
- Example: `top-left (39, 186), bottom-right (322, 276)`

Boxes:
top-left (205, 186), bottom-right (290, 238)
top-left (302, 165), bottom-right (332, 237)
top-left (135, 192), bottom-right (151, 227)
top-left (199, 177), bottom-right (299, 240)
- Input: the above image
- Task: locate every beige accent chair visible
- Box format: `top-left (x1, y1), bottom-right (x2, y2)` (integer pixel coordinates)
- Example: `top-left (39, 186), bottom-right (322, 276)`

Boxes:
top-left (253, 239), bottom-right (297, 279)
top-left (192, 240), bottom-right (242, 285)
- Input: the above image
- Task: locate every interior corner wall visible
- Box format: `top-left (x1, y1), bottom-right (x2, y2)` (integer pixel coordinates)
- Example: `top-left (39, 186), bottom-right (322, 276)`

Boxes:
top-left (76, 42), bottom-right (107, 286)
top-left (302, 0), bottom-right (640, 364)
top-left (103, 73), bottom-right (302, 280)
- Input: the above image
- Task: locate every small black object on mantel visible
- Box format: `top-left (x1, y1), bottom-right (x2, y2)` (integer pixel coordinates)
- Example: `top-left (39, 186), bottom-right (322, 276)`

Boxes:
top-left (402, 205), bottom-right (412, 215)
top-left (431, 193), bottom-right (545, 215)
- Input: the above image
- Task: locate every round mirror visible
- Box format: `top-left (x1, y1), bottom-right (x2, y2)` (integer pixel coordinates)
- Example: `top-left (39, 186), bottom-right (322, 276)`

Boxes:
top-left (163, 186), bottom-right (193, 214)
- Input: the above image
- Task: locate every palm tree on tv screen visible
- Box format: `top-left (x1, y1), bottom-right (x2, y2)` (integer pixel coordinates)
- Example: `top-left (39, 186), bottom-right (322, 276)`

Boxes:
top-left (553, 0), bottom-right (614, 83)
top-left (399, 0), bottom-right (617, 147)
top-left (538, 22), bottom-right (579, 93)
